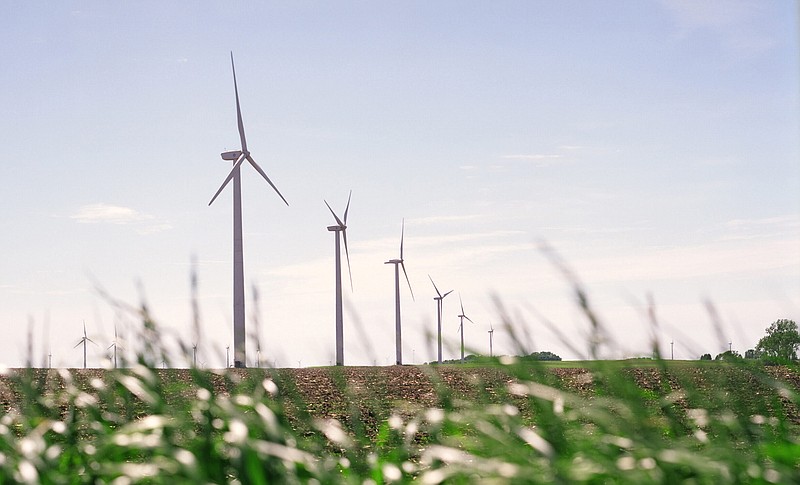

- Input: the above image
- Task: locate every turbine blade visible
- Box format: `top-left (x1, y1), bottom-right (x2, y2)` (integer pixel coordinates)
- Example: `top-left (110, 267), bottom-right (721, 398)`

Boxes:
top-left (208, 153), bottom-right (247, 206)
top-left (324, 200), bottom-right (345, 227)
top-left (401, 261), bottom-right (414, 301)
top-left (246, 155), bottom-right (289, 206)
top-left (443, 290), bottom-right (454, 298)
top-left (230, 52), bottom-right (247, 152)
top-left (74, 339), bottom-right (83, 349)
top-left (399, 218), bottom-right (405, 260)
top-left (429, 275), bottom-right (442, 298)
top-left (459, 294), bottom-right (465, 315)
top-left (465, 315), bottom-right (475, 324)
top-left (342, 229), bottom-right (353, 291)
top-left (343, 190), bottom-right (352, 224)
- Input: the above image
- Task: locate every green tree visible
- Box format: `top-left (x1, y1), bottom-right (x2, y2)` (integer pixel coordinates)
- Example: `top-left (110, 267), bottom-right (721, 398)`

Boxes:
top-left (756, 319), bottom-right (800, 361)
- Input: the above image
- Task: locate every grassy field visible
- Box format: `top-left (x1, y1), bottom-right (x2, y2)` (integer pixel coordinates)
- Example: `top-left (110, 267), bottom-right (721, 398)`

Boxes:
top-left (0, 358), bottom-right (798, 483)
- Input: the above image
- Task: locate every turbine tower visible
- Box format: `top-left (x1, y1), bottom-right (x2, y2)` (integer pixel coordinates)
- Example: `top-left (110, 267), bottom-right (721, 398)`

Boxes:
top-left (385, 219), bottom-right (414, 365)
top-left (488, 324), bottom-right (494, 358)
top-left (429, 275), bottom-right (453, 364)
top-left (457, 295), bottom-right (474, 363)
top-left (208, 52), bottom-right (288, 368)
top-left (74, 322), bottom-right (96, 369)
top-left (325, 191), bottom-right (353, 366)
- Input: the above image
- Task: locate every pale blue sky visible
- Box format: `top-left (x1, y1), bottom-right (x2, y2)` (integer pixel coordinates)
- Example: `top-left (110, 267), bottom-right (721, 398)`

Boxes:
top-left (1, 1), bottom-right (798, 368)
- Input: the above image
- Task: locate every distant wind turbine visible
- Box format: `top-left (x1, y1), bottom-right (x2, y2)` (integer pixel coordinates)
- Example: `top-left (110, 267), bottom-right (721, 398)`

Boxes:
top-left (385, 219), bottom-right (414, 365)
top-left (488, 324), bottom-right (494, 358)
top-left (457, 295), bottom-right (474, 363)
top-left (429, 275), bottom-right (453, 364)
top-left (74, 322), bottom-right (97, 369)
top-left (107, 326), bottom-right (121, 369)
top-left (208, 52), bottom-right (289, 368)
top-left (325, 191), bottom-right (353, 366)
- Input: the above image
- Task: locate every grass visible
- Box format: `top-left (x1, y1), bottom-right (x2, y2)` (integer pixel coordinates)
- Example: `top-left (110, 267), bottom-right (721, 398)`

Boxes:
top-left (1, 270), bottom-right (798, 482)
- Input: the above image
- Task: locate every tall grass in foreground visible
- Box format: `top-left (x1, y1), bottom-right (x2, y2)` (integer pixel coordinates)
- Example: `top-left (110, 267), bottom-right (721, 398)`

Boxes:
top-left (1, 285), bottom-right (798, 482)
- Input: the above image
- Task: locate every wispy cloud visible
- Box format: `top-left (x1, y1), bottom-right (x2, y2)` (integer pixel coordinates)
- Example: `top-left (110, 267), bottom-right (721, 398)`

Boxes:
top-left (659, 0), bottom-right (776, 58)
top-left (500, 154), bottom-right (568, 168)
top-left (407, 214), bottom-right (484, 226)
top-left (501, 154), bottom-right (564, 161)
top-left (70, 203), bottom-right (172, 233)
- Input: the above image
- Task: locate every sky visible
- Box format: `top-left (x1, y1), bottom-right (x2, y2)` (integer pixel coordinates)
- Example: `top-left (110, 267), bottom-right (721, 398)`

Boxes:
top-left (1, 1), bottom-right (798, 369)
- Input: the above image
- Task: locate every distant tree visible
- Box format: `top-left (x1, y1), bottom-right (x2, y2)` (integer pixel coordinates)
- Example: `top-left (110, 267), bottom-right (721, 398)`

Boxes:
top-left (700, 353), bottom-right (712, 361)
top-left (756, 319), bottom-right (800, 361)
top-left (715, 350), bottom-right (741, 361)
top-left (745, 348), bottom-right (762, 359)
top-left (526, 351), bottom-right (562, 361)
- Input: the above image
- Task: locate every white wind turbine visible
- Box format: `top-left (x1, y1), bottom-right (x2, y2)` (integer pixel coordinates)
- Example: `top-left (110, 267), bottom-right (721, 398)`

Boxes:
top-left (429, 275), bottom-right (453, 364)
top-left (107, 326), bottom-right (121, 369)
top-left (488, 324), bottom-right (494, 358)
top-left (74, 322), bottom-right (97, 369)
top-left (325, 191), bottom-right (353, 366)
top-left (208, 52), bottom-right (288, 368)
top-left (457, 295), bottom-right (474, 363)
top-left (385, 219), bottom-right (414, 365)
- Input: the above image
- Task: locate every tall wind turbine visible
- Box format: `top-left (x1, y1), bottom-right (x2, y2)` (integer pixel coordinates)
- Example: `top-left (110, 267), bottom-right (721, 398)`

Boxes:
top-left (325, 191), bottom-right (353, 366)
top-left (74, 322), bottom-right (96, 369)
top-left (457, 295), bottom-right (474, 363)
top-left (385, 219), bottom-right (414, 365)
top-left (429, 275), bottom-right (453, 364)
top-left (208, 52), bottom-right (289, 368)
top-left (488, 324), bottom-right (494, 358)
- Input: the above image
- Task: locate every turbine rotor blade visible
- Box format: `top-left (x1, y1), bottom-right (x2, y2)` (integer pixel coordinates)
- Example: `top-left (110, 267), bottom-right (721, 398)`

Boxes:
top-left (208, 153), bottom-right (247, 206)
top-left (465, 315), bottom-right (475, 324)
top-left (324, 200), bottom-right (345, 227)
top-left (230, 52), bottom-right (248, 152)
top-left (343, 190), bottom-right (352, 224)
top-left (246, 155), bottom-right (289, 206)
top-left (459, 294), bottom-right (465, 315)
top-left (401, 261), bottom-right (414, 301)
top-left (429, 275), bottom-right (442, 298)
top-left (399, 218), bottom-right (405, 260)
top-left (443, 290), bottom-right (454, 299)
top-left (342, 229), bottom-right (353, 291)
top-left (74, 339), bottom-right (84, 348)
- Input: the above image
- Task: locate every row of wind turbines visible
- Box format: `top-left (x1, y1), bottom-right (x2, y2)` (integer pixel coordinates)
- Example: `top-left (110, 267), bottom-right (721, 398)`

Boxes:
top-left (208, 53), bottom-right (496, 368)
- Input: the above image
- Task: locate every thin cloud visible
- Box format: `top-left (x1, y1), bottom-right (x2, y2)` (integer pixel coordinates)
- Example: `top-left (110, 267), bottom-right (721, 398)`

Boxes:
top-left (408, 214), bottom-right (484, 226)
top-left (500, 154), bottom-right (567, 167)
top-left (659, 0), bottom-right (776, 58)
top-left (501, 154), bottom-right (564, 161)
top-left (71, 203), bottom-right (152, 224)
top-left (70, 203), bottom-right (171, 234)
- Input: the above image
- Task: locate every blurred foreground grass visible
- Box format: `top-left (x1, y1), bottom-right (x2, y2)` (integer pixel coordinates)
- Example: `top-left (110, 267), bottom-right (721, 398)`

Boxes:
top-left (0, 352), bottom-right (798, 483)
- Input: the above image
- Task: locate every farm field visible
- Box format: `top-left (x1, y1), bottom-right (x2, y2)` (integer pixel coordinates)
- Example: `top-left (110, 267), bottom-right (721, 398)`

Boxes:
top-left (0, 360), bottom-right (798, 483)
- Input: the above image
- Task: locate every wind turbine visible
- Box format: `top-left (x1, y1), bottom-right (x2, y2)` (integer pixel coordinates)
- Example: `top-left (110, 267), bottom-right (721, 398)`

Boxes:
top-left (429, 275), bottom-right (453, 364)
top-left (107, 326), bottom-right (121, 369)
top-left (488, 324), bottom-right (494, 358)
top-left (385, 219), bottom-right (414, 365)
top-left (208, 52), bottom-right (289, 368)
top-left (74, 322), bottom-right (96, 369)
top-left (325, 191), bottom-right (353, 366)
top-left (457, 295), bottom-right (474, 363)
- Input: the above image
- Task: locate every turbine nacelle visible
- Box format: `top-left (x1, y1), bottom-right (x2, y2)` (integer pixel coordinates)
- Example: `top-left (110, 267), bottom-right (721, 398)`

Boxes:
top-left (221, 150), bottom-right (244, 161)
